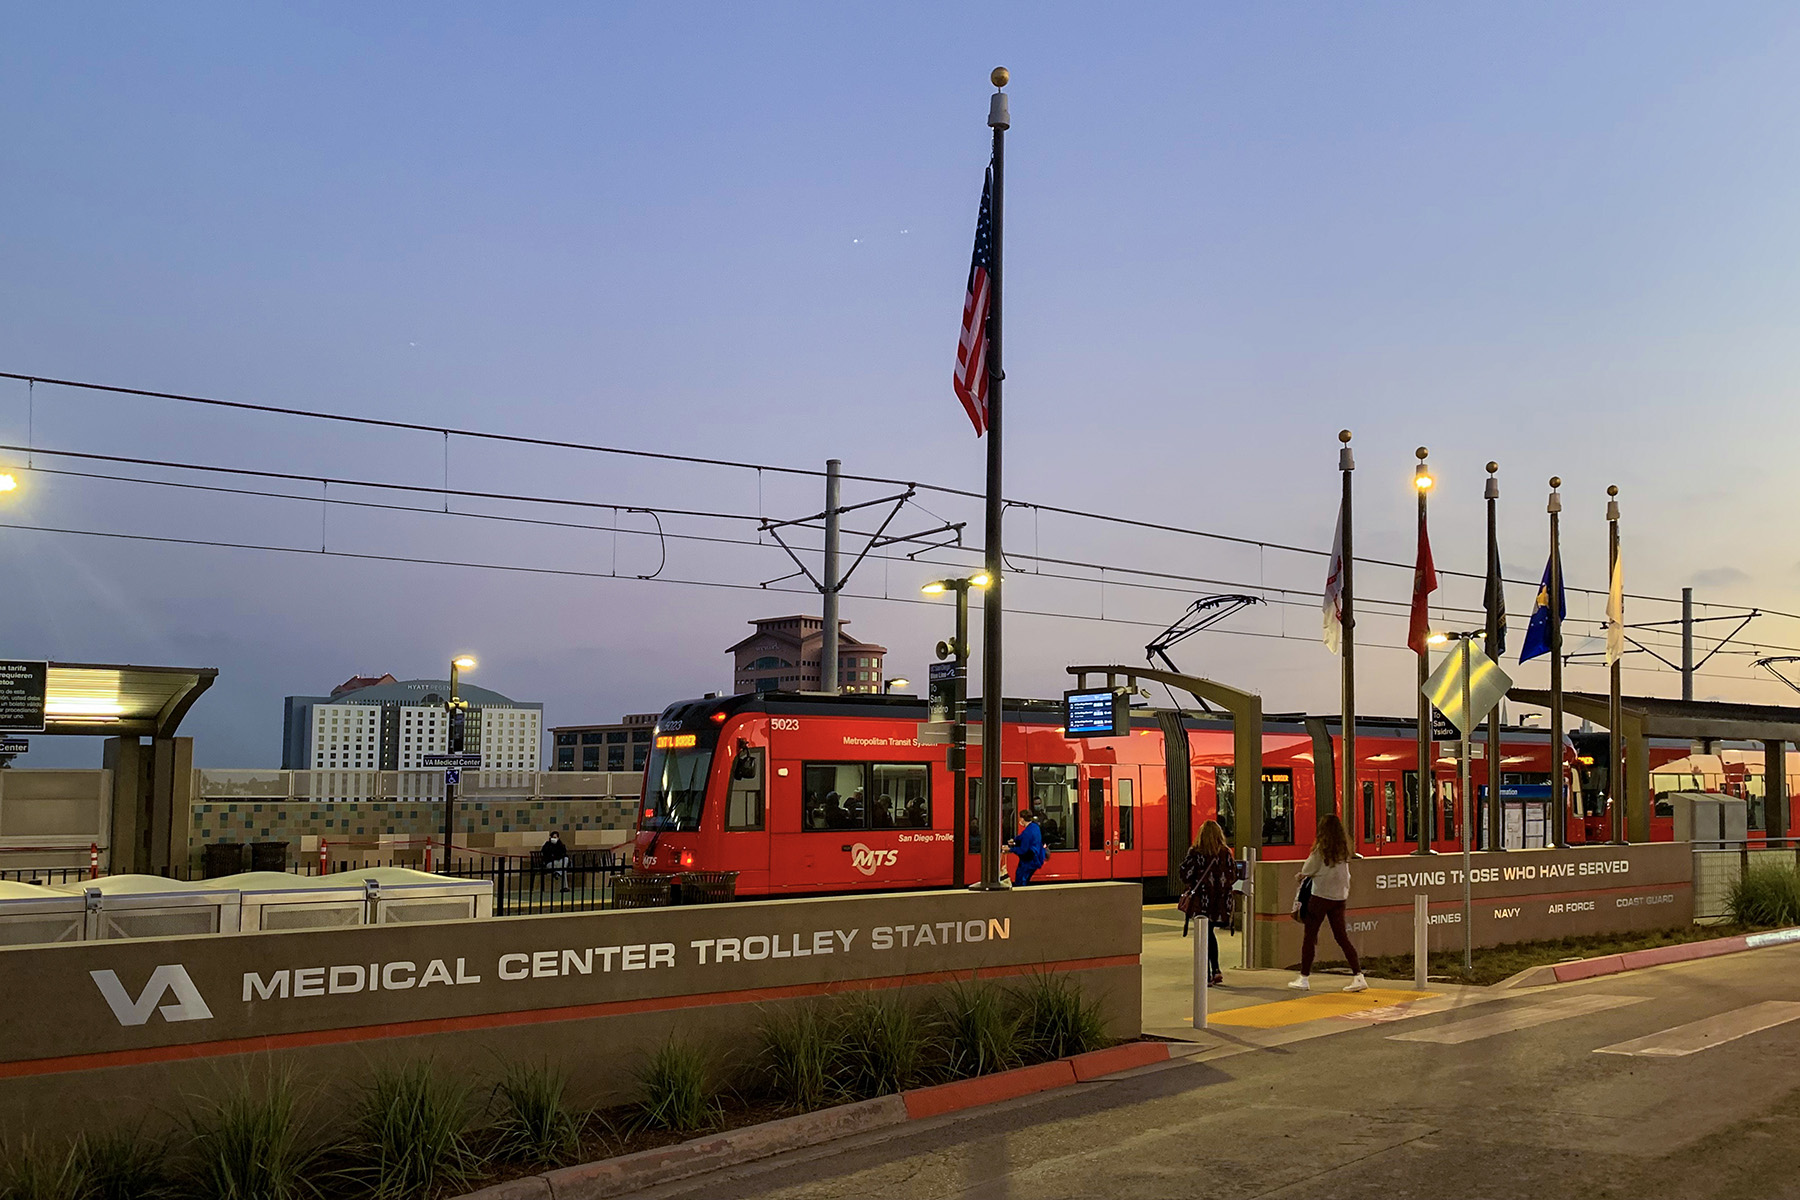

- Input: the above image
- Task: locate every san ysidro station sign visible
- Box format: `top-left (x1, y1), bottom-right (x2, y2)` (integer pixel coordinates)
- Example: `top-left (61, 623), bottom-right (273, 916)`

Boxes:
top-left (0, 661), bottom-right (47, 733)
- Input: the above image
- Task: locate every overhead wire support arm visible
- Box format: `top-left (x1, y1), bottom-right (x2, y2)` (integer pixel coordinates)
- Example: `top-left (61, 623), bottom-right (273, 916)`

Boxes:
top-left (1145, 594), bottom-right (1265, 675)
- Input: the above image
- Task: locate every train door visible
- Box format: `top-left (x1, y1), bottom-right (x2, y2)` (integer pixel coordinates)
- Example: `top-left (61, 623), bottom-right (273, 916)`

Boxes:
top-left (1359, 771), bottom-right (1402, 855)
top-left (968, 774), bottom-right (1020, 876)
top-left (1111, 768), bottom-right (1143, 879)
top-left (1079, 766), bottom-right (1144, 880)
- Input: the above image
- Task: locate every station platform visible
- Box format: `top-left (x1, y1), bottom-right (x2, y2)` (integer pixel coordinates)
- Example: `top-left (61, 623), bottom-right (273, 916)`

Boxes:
top-left (1140, 903), bottom-right (1485, 1044)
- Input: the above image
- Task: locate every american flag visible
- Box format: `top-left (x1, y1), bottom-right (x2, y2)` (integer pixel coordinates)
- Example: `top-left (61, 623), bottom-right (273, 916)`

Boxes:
top-left (953, 165), bottom-right (993, 436)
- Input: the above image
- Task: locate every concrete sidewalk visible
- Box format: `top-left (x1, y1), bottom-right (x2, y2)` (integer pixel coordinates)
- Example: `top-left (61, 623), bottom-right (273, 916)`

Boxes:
top-left (1139, 903), bottom-right (1491, 1045)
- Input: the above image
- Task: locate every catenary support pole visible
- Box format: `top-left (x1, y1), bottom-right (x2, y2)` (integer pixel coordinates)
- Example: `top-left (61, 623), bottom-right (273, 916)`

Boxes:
top-left (1609, 486), bottom-right (1624, 844)
top-left (1340, 431), bottom-right (1357, 845)
top-left (978, 69), bottom-right (1009, 890)
top-left (822, 458), bottom-right (841, 693)
top-left (1682, 587), bottom-right (1695, 702)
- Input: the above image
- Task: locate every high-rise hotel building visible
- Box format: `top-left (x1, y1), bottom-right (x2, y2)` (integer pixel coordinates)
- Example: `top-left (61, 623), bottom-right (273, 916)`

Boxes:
top-left (281, 674), bottom-right (543, 772)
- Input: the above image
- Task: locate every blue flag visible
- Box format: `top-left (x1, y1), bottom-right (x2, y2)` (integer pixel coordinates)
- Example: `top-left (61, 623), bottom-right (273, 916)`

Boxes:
top-left (1519, 554), bottom-right (1564, 663)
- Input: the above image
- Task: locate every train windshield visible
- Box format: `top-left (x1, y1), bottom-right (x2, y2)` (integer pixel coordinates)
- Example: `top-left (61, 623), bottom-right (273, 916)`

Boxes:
top-left (643, 745), bottom-right (714, 831)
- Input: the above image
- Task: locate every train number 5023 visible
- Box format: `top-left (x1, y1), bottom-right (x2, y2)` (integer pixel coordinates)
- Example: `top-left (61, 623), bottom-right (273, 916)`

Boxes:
top-left (769, 718), bottom-right (801, 731)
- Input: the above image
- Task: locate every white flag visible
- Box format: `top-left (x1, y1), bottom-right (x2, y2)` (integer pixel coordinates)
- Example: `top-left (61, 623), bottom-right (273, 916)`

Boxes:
top-left (1605, 545), bottom-right (1624, 665)
top-left (1323, 499), bottom-right (1345, 654)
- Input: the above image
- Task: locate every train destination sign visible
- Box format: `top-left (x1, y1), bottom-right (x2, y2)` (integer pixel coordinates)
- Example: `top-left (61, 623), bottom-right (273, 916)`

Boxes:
top-left (0, 661), bottom-right (48, 733)
top-left (1063, 688), bottom-right (1129, 738)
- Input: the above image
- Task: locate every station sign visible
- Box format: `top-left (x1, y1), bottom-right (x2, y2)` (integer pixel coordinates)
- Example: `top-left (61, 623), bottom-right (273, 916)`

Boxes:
top-left (421, 753), bottom-right (484, 768)
top-left (1063, 688), bottom-right (1128, 739)
top-left (0, 739), bottom-right (27, 755)
top-left (927, 661), bottom-right (961, 724)
top-left (0, 661), bottom-right (48, 733)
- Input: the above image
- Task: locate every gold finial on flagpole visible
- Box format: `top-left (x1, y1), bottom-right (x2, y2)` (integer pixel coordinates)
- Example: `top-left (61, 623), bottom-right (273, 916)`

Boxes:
top-left (991, 67), bottom-right (1009, 88)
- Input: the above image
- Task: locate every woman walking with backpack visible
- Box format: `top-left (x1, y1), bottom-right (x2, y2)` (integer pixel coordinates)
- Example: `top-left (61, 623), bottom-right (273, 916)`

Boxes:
top-left (1289, 813), bottom-right (1367, 993)
top-left (1178, 819), bottom-right (1235, 986)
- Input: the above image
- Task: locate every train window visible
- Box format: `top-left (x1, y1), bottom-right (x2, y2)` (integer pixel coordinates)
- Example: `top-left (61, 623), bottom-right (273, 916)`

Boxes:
top-left (968, 777), bottom-right (1018, 853)
top-left (1216, 767), bottom-right (1235, 843)
top-left (726, 749), bottom-right (765, 831)
top-left (871, 764), bottom-right (930, 829)
top-left (1088, 779), bottom-right (1105, 850)
top-left (1261, 771), bottom-right (1294, 846)
top-left (1030, 765), bottom-right (1076, 851)
top-left (802, 764), bottom-right (866, 830)
top-left (1403, 772), bottom-right (1420, 842)
top-left (1441, 782), bottom-right (1456, 838)
top-left (1117, 778), bottom-right (1134, 850)
top-left (643, 739), bottom-right (714, 831)
top-left (1384, 781), bottom-right (1398, 840)
top-left (1361, 782), bottom-right (1374, 842)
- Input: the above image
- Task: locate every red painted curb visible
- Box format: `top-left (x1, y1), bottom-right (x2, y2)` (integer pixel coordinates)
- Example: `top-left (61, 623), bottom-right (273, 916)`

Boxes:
top-left (902, 1059), bottom-right (1077, 1120)
top-left (1553, 954), bottom-right (1625, 983)
top-left (1067, 1041), bottom-right (1172, 1081)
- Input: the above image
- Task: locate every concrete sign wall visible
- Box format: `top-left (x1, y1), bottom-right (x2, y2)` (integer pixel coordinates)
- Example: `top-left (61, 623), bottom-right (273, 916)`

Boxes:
top-left (0, 882), bottom-right (1142, 1142)
top-left (1251, 845), bottom-right (1694, 968)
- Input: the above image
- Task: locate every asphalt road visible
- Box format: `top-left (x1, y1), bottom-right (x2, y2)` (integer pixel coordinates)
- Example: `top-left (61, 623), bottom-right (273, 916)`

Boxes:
top-left (645, 943), bottom-right (1800, 1200)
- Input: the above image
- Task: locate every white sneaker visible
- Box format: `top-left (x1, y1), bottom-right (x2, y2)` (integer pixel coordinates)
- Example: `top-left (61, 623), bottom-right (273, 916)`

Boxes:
top-left (1287, 976), bottom-right (1311, 991)
top-left (1343, 974), bottom-right (1368, 993)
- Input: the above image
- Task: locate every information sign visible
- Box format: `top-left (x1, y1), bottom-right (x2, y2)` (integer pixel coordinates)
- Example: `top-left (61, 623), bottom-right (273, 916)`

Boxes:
top-left (1063, 689), bottom-right (1128, 738)
top-left (0, 661), bottom-right (48, 733)
top-left (0, 739), bottom-right (27, 754)
top-left (421, 753), bottom-right (484, 768)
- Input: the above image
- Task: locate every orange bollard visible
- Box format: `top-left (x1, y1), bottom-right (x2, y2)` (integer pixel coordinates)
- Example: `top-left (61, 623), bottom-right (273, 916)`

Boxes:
top-left (89, 842), bottom-right (99, 880)
top-left (319, 840), bottom-right (329, 876)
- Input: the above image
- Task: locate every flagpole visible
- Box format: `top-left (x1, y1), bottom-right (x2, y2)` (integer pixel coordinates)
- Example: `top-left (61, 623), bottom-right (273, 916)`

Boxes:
top-left (978, 67), bottom-right (1009, 890)
top-left (1415, 447), bottom-right (1434, 857)
top-left (1340, 430), bottom-right (1356, 847)
top-left (1608, 485), bottom-right (1624, 845)
top-left (1548, 476), bottom-right (1567, 848)
top-left (1485, 462), bottom-right (1504, 852)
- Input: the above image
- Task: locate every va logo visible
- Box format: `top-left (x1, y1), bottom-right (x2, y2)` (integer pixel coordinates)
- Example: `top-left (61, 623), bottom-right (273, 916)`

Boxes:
top-left (849, 844), bottom-right (898, 876)
top-left (90, 965), bottom-right (214, 1026)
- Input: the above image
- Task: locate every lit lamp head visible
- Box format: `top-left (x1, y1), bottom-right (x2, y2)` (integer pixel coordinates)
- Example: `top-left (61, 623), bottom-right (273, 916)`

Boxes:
top-left (0, 472), bottom-right (16, 494)
top-left (1426, 632), bottom-right (1449, 646)
top-left (451, 656), bottom-right (478, 671)
top-left (969, 572), bottom-right (991, 588)
top-left (885, 677), bottom-right (911, 694)
top-left (1414, 446), bottom-right (1434, 491)
top-left (919, 581), bottom-right (947, 596)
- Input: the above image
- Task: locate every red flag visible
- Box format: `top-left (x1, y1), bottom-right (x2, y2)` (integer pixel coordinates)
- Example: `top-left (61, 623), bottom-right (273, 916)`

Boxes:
top-left (952, 165), bottom-right (993, 436)
top-left (1408, 504), bottom-right (1438, 654)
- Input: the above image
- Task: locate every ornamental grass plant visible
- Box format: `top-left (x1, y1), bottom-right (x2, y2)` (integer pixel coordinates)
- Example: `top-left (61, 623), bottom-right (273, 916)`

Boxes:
top-left (836, 993), bottom-right (938, 1098)
top-left (631, 1039), bottom-right (720, 1134)
top-left (940, 981), bottom-right (1021, 1079)
top-left (76, 1129), bottom-right (175, 1200)
top-left (0, 1137), bottom-right (89, 1200)
top-left (1727, 863), bottom-right (1800, 928)
top-left (345, 1061), bottom-right (478, 1200)
top-left (758, 1004), bottom-right (841, 1111)
top-left (487, 1063), bottom-right (582, 1168)
top-left (183, 1074), bottom-right (322, 1200)
top-left (1012, 972), bottom-right (1110, 1062)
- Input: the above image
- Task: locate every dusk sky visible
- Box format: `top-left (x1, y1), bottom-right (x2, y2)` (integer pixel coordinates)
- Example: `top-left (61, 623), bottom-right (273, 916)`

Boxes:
top-left (6, 3), bottom-right (1800, 766)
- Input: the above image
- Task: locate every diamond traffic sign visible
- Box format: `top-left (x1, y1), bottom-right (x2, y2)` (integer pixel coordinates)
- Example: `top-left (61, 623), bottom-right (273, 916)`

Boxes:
top-left (1423, 638), bottom-right (1513, 739)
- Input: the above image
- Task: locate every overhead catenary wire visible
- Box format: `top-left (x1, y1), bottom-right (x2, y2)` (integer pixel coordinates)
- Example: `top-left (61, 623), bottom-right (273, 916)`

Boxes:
top-left (0, 518), bottom-right (1759, 687)
top-left (0, 370), bottom-right (1753, 612)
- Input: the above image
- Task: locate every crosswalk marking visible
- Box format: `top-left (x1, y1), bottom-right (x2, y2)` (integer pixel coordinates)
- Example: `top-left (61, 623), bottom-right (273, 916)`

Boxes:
top-left (1208, 988), bottom-right (1435, 1029)
top-left (1595, 1001), bottom-right (1800, 1058)
top-left (1387, 993), bottom-right (1648, 1044)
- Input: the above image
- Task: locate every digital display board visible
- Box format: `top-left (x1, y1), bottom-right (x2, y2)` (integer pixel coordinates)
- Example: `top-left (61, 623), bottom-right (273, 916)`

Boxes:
top-left (1063, 689), bottom-right (1128, 738)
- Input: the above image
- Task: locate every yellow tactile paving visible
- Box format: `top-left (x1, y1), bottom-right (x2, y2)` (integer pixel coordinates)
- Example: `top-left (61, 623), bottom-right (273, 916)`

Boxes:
top-left (1205, 988), bottom-right (1438, 1029)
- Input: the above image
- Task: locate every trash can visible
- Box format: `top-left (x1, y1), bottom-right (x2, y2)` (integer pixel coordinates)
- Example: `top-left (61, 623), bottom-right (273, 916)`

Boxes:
top-left (675, 870), bottom-right (739, 905)
top-left (202, 843), bottom-right (248, 879)
top-left (249, 841), bottom-right (291, 872)
top-left (611, 874), bottom-right (674, 909)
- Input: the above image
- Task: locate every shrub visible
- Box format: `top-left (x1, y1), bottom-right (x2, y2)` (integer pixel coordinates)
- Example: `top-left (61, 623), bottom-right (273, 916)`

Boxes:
top-left (940, 981), bottom-right (1020, 1079)
top-left (488, 1063), bottom-right (581, 1167)
top-left (76, 1129), bottom-right (174, 1200)
top-left (0, 1137), bottom-right (90, 1200)
top-left (1728, 863), bottom-right (1800, 927)
top-left (1012, 973), bottom-right (1109, 1062)
top-left (184, 1074), bottom-right (321, 1200)
top-left (346, 1061), bottom-right (477, 1200)
top-left (632, 1039), bottom-right (719, 1134)
top-left (836, 993), bottom-right (936, 1099)
top-left (758, 1005), bottom-right (841, 1111)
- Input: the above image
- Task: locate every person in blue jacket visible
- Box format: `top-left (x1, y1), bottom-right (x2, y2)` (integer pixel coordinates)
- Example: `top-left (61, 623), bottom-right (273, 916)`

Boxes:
top-left (1006, 810), bottom-right (1047, 886)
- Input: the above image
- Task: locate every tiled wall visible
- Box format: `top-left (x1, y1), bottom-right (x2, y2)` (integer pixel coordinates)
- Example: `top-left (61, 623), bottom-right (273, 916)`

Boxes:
top-left (189, 799), bottom-right (639, 868)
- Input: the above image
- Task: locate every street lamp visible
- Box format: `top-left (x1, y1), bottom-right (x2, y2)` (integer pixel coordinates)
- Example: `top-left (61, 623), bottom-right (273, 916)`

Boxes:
top-left (884, 678), bottom-right (911, 694)
top-left (1433, 629), bottom-right (1484, 974)
top-left (0, 472), bottom-right (17, 493)
top-left (921, 573), bottom-right (990, 888)
top-left (442, 656), bottom-right (478, 864)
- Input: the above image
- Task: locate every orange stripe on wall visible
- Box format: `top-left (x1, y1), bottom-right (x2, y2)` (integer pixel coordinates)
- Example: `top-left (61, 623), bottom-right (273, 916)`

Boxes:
top-left (0, 954), bottom-right (1139, 1081)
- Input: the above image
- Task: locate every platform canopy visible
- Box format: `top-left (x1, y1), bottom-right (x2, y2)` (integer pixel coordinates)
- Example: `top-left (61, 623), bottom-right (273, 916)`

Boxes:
top-left (38, 661), bottom-right (218, 738)
top-left (1509, 689), bottom-right (1800, 743)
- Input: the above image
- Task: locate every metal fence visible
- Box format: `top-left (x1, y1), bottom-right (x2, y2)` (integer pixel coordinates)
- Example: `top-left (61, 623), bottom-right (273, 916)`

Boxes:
top-left (193, 769), bottom-right (643, 803)
top-left (1692, 838), bottom-right (1800, 921)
